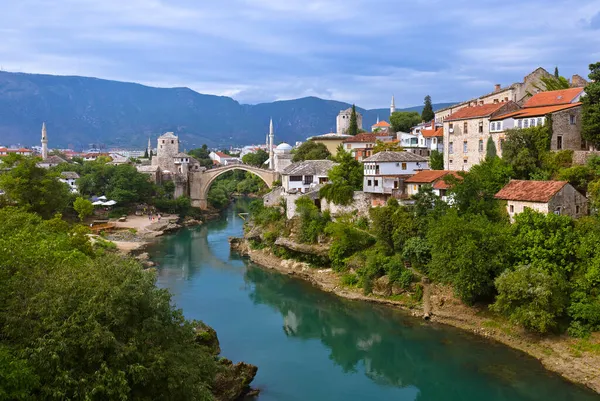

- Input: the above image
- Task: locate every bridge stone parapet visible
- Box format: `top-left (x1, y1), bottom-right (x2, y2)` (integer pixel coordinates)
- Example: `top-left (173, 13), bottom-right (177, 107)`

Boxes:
top-left (189, 164), bottom-right (279, 209)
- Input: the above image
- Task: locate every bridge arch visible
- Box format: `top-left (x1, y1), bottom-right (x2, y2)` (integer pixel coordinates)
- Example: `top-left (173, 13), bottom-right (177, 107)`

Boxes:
top-left (190, 164), bottom-right (279, 209)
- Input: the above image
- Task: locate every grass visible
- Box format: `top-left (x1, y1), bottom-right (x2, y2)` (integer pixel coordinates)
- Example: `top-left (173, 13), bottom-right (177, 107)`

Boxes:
top-left (570, 338), bottom-right (600, 358)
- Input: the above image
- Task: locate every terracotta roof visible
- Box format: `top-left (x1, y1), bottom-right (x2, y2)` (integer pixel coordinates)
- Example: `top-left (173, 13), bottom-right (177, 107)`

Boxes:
top-left (491, 103), bottom-right (581, 121)
top-left (494, 180), bottom-right (568, 202)
top-left (405, 170), bottom-right (456, 183)
top-left (372, 121), bottom-right (391, 127)
top-left (362, 151), bottom-right (428, 163)
top-left (523, 88), bottom-right (584, 108)
top-left (343, 133), bottom-right (379, 143)
top-left (422, 127), bottom-right (443, 138)
top-left (445, 103), bottom-right (507, 121)
top-left (214, 152), bottom-right (230, 158)
top-left (433, 172), bottom-right (462, 189)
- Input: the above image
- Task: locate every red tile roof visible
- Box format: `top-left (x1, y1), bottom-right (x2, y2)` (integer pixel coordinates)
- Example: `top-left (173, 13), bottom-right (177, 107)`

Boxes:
top-left (491, 103), bottom-right (581, 121)
top-left (405, 170), bottom-right (459, 183)
top-left (433, 172), bottom-right (462, 190)
top-left (495, 180), bottom-right (568, 202)
top-left (215, 151), bottom-right (230, 158)
top-left (343, 133), bottom-right (379, 143)
top-left (445, 103), bottom-right (507, 121)
top-left (422, 127), bottom-right (443, 138)
top-left (523, 88), bottom-right (584, 108)
top-left (372, 121), bottom-right (391, 128)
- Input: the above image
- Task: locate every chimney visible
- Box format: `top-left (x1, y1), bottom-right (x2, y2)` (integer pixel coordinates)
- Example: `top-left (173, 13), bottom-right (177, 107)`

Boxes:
top-left (494, 84), bottom-right (501, 92)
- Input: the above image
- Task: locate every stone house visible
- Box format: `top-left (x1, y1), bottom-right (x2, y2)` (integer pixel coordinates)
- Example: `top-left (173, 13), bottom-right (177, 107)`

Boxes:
top-left (443, 101), bottom-right (520, 171)
top-left (281, 160), bottom-right (337, 194)
top-left (495, 180), bottom-right (588, 222)
top-left (59, 171), bottom-right (80, 193)
top-left (362, 151), bottom-right (429, 206)
top-left (336, 107), bottom-right (363, 135)
top-left (405, 170), bottom-right (461, 201)
top-left (38, 155), bottom-right (68, 169)
top-left (342, 132), bottom-right (395, 161)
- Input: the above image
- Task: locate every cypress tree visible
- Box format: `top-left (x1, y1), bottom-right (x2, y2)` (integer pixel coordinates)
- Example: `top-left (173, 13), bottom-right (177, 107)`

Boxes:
top-left (422, 95), bottom-right (434, 122)
top-left (486, 136), bottom-right (497, 160)
top-left (144, 149), bottom-right (149, 158)
top-left (348, 104), bottom-right (358, 136)
top-left (582, 62), bottom-right (600, 147)
top-left (554, 66), bottom-right (559, 78)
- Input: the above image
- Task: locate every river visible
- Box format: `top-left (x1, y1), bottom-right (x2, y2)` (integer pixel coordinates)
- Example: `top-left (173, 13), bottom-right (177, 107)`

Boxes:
top-left (148, 199), bottom-right (599, 401)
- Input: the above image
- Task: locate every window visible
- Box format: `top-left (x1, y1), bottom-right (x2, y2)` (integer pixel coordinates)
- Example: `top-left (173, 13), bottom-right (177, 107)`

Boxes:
top-left (449, 142), bottom-right (454, 154)
top-left (303, 175), bottom-right (314, 185)
top-left (554, 207), bottom-right (561, 215)
top-left (463, 159), bottom-right (468, 164)
top-left (490, 122), bottom-right (495, 131)
top-left (523, 119), bottom-right (529, 128)
top-left (517, 119), bottom-right (522, 128)
top-left (576, 205), bottom-right (581, 214)
top-left (537, 117), bottom-right (543, 126)
top-left (463, 122), bottom-right (468, 134)
top-left (290, 175), bottom-right (302, 182)
top-left (530, 118), bottom-right (536, 127)
top-left (463, 141), bottom-right (468, 153)
top-left (479, 122), bottom-right (483, 133)
top-left (557, 135), bottom-right (563, 150)
top-left (394, 181), bottom-right (399, 189)
top-left (413, 185), bottom-right (417, 191)
top-left (346, 144), bottom-right (351, 149)
top-left (479, 139), bottom-right (483, 152)
top-left (510, 205), bottom-right (514, 213)
top-left (171, 140), bottom-right (174, 144)
top-left (582, 139), bottom-right (588, 150)
top-left (449, 123), bottom-right (453, 131)
top-left (449, 159), bottom-right (453, 164)
top-left (570, 115), bottom-right (576, 125)
top-left (497, 121), bottom-right (502, 131)
top-left (401, 162), bottom-right (407, 170)
top-left (374, 180), bottom-right (379, 187)
top-left (368, 180), bottom-right (372, 186)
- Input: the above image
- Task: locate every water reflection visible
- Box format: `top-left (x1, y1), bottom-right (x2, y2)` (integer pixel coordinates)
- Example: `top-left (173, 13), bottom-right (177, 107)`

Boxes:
top-left (244, 266), bottom-right (597, 401)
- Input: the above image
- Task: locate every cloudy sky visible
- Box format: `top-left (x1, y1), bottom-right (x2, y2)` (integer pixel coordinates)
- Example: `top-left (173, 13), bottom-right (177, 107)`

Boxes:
top-left (1, 0), bottom-right (599, 108)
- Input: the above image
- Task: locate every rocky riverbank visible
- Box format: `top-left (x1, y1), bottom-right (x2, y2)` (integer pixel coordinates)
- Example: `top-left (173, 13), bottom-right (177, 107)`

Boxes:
top-left (230, 237), bottom-right (600, 394)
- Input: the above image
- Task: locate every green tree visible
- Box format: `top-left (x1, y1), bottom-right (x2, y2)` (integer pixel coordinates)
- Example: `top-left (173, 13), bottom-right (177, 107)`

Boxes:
top-left (319, 147), bottom-right (363, 205)
top-left (534, 75), bottom-right (570, 92)
top-left (291, 141), bottom-right (331, 162)
top-left (188, 144), bottom-right (214, 168)
top-left (421, 95), bottom-right (434, 122)
top-left (554, 66), bottom-right (559, 78)
top-left (348, 104), bottom-right (359, 136)
top-left (0, 346), bottom-right (39, 400)
top-left (372, 140), bottom-right (403, 154)
top-left (582, 62), bottom-right (600, 146)
top-left (73, 197), bottom-right (94, 221)
top-left (486, 136), bottom-right (497, 160)
top-left (143, 148), bottom-right (149, 158)
top-left (295, 196), bottom-right (330, 244)
top-left (0, 155), bottom-right (70, 219)
top-left (501, 125), bottom-right (552, 179)
top-left (429, 150), bottom-right (444, 170)
top-left (242, 149), bottom-right (269, 167)
top-left (390, 111), bottom-right (421, 133)
top-left (492, 265), bottom-right (569, 333)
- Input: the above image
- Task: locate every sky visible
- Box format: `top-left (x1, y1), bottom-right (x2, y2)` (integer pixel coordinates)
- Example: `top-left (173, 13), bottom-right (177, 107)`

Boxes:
top-left (1, 0), bottom-right (599, 109)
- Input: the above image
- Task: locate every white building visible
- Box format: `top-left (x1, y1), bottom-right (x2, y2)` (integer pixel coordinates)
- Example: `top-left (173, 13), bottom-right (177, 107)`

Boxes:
top-left (209, 151), bottom-right (240, 166)
top-left (60, 172), bottom-right (80, 193)
top-left (281, 160), bottom-right (337, 194)
top-left (273, 143), bottom-right (293, 173)
top-left (336, 107), bottom-right (363, 135)
top-left (404, 170), bottom-right (460, 202)
top-left (362, 151), bottom-right (429, 206)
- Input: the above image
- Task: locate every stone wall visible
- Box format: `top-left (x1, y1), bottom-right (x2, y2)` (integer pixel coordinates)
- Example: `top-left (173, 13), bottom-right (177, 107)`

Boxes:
top-left (321, 191), bottom-right (371, 217)
top-left (551, 107), bottom-right (583, 151)
top-left (263, 187), bottom-right (284, 208)
top-left (548, 184), bottom-right (588, 218)
top-left (573, 151), bottom-right (600, 165)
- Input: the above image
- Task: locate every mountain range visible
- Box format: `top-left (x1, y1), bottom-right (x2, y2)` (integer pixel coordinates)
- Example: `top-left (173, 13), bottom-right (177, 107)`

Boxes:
top-left (0, 71), bottom-right (455, 149)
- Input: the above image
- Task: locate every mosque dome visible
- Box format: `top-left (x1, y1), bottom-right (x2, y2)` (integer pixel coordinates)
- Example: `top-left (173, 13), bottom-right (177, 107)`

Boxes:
top-left (276, 143), bottom-right (293, 151)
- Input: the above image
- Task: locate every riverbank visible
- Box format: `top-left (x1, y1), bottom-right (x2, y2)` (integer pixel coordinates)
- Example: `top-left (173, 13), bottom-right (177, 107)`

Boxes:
top-left (231, 238), bottom-right (600, 394)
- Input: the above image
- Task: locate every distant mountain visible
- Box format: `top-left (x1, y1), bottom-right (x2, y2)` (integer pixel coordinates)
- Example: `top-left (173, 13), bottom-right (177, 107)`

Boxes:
top-left (0, 71), bottom-right (455, 149)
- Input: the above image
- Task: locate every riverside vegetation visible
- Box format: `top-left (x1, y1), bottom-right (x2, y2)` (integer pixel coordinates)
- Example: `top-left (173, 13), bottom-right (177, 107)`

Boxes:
top-left (0, 153), bottom-right (259, 399)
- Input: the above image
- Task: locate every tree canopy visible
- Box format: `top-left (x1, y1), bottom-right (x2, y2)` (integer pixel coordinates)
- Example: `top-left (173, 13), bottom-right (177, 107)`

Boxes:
top-left (390, 111), bottom-right (421, 133)
top-left (429, 150), bottom-right (444, 170)
top-left (582, 62), bottom-right (600, 146)
top-left (291, 141), bottom-right (331, 162)
top-left (421, 95), bottom-right (434, 122)
top-left (242, 149), bottom-right (269, 167)
top-left (319, 147), bottom-right (363, 205)
top-left (348, 104), bottom-right (359, 136)
top-left (372, 140), bottom-right (403, 154)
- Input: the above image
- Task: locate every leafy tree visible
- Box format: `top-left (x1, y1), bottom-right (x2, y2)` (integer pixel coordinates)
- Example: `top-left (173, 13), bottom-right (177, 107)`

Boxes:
top-left (582, 62), bottom-right (600, 146)
top-left (492, 265), bottom-right (569, 333)
top-left (557, 164), bottom-right (595, 193)
top-left (486, 136), bottom-right (497, 160)
top-left (326, 221), bottom-right (376, 271)
top-left (291, 141), bottom-right (331, 162)
top-left (390, 111), bottom-right (421, 133)
top-left (372, 140), bottom-right (403, 154)
top-left (534, 75), bottom-right (570, 92)
top-left (319, 147), bottom-right (363, 205)
top-left (188, 144), bottom-right (214, 168)
top-left (73, 197), bottom-right (94, 221)
top-left (429, 150), bottom-right (444, 170)
top-left (0, 155), bottom-right (70, 219)
top-left (295, 196), bottom-right (330, 244)
top-left (348, 104), bottom-right (359, 136)
top-left (242, 149), bottom-right (269, 167)
top-left (421, 95), bottom-right (434, 122)
top-left (427, 210), bottom-right (512, 304)
top-left (502, 125), bottom-right (552, 179)
top-left (0, 345), bottom-right (39, 400)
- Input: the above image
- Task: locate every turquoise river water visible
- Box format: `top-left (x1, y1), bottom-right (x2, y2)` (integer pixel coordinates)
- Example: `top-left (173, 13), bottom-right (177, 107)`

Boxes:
top-left (148, 200), bottom-right (599, 401)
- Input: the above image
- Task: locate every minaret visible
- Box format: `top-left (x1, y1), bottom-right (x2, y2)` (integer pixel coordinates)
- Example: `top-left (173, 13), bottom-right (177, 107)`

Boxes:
top-left (269, 118), bottom-right (274, 170)
top-left (377, 115), bottom-right (380, 124)
top-left (390, 95), bottom-right (396, 116)
top-left (41, 122), bottom-right (48, 159)
top-left (147, 137), bottom-right (152, 158)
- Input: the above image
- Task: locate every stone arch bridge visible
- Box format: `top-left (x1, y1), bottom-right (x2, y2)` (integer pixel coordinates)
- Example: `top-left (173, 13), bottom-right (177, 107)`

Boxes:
top-left (189, 164), bottom-right (279, 209)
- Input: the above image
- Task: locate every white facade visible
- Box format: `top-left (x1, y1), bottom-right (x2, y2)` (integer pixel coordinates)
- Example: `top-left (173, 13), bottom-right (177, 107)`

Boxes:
top-left (281, 160), bottom-right (337, 194)
top-left (209, 151), bottom-right (240, 166)
top-left (59, 172), bottom-right (79, 193)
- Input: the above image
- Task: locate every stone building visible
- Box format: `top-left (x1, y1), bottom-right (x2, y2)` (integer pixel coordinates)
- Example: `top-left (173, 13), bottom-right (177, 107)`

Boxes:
top-left (273, 143), bottom-right (293, 173)
top-left (336, 107), bottom-right (363, 135)
top-left (152, 132), bottom-right (180, 173)
top-left (495, 180), bottom-right (588, 222)
top-left (443, 101), bottom-right (520, 171)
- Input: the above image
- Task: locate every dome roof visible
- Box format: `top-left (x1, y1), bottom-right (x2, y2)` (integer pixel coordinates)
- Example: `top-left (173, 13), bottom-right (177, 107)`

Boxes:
top-left (276, 143), bottom-right (293, 151)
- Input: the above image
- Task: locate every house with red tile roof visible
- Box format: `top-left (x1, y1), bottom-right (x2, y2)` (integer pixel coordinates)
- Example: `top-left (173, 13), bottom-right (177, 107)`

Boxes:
top-left (342, 132), bottom-right (395, 161)
top-left (209, 151), bottom-right (240, 166)
top-left (371, 120), bottom-right (391, 133)
top-left (495, 180), bottom-right (587, 221)
top-left (442, 101), bottom-right (520, 171)
top-left (405, 170), bottom-right (461, 201)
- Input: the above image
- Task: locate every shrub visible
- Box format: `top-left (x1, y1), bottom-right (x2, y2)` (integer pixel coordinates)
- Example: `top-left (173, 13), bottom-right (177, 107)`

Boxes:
top-left (341, 273), bottom-right (359, 286)
top-left (397, 269), bottom-right (414, 290)
top-left (295, 196), bottom-right (329, 244)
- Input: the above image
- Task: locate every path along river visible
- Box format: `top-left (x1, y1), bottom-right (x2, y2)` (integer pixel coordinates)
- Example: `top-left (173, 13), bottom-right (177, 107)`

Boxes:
top-left (148, 199), bottom-right (599, 401)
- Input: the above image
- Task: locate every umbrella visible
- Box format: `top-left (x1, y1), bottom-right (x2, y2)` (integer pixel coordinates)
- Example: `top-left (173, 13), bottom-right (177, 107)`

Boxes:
top-left (92, 201), bottom-right (104, 206)
top-left (103, 200), bottom-right (117, 206)
top-left (98, 195), bottom-right (107, 200)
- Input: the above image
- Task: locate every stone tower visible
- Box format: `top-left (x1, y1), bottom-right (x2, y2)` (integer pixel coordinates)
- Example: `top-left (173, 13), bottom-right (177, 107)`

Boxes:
top-left (153, 132), bottom-right (179, 172)
top-left (336, 107), bottom-right (363, 135)
top-left (390, 95), bottom-right (396, 116)
top-left (269, 118), bottom-right (274, 170)
top-left (41, 122), bottom-right (48, 159)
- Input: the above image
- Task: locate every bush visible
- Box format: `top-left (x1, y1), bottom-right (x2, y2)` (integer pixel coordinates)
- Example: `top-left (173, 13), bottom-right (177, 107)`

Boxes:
top-left (326, 222), bottom-right (376, 271)
top-left (341, 273), bottom-right (359, 286)
top-left (295, 196), bottom-right (330, 244)
top-left (397, 269), bottom-right (414, 289)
